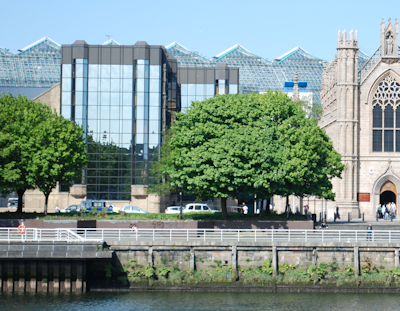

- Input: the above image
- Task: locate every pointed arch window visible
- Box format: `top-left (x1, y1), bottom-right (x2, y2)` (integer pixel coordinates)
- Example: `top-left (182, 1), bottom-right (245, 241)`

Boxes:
top-left (372, 75), bottom-right (400, 152)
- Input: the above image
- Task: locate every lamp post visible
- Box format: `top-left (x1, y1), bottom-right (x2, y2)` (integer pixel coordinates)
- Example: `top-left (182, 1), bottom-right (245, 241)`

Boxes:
top-left (179, 185), bottom-right (183, 220)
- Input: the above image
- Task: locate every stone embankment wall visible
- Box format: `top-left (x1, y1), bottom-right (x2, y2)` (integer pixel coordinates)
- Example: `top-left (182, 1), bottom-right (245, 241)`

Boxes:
top-left (107, 241), bottom-right (400, 275)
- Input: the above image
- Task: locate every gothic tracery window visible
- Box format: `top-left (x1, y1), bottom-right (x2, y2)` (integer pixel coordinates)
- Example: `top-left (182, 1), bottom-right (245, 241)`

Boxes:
top-left (372, 75), bottom-right (400, 152)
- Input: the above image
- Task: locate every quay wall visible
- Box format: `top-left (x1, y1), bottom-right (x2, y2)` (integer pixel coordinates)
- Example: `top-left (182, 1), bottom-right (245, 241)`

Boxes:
top-left (107, 241), bottom-right (400, 273)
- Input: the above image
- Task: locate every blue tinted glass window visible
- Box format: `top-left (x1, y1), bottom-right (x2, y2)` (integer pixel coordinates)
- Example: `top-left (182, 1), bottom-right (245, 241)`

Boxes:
top-left (196, 84), bottom-right (204, 95)
top-left (150, 65), bottom-right (160, 79)
top-left (122, 120), bottom-right (132, 132)
top-left (101, 65), bottom-right (110, 78)
top-left (100, 120), bottom-right (109, 135)
top-left (123, 93), bottom-right (133, 106)
top-left (101, 106), bottom-right (109, 119)
top-left (101, 79), bottom-right (110, 92)
top-left (136, 133), bottom-right (144, 144)
top-left (111, 65), bottom-right (120, 78)
top-left (188, 96), bottom-right (196, 106)
top-left (136, 106), bottom-right (145, 120)
top-left (122, 134), bottom-right (132, 144)
top-left (149, 120), bottom-right (160, 134)
top-left (136, 93), bottom-right (144, 106)
top-left (62, 92), bottom-right (71, 106)
top-left (149, 93), bottom-right (160, 107)
top-left (136, 65), bottom-right (144, 78)
top-left (137, 59), bottom-right (145, 65)
top-left (101, 92), bottom-right (110, 106)
top-left (88, 92), bottom-right (98, 106)
top-left (229, 84), bottom-right (238, 94)
top-left (181, 96), bottom-right (188, 109)
top-left (181, 84), bottom-right (188, 96)
top-left (88, 120), bottom-right (98, 134)
top-left (111, 79), bottom-right (120, 92)
top-left (62, 78), bottom-right (71, 92)
top-left (206, 84), bottom-right (214, 96)
top-left (75, 91), bottom-right (84, 106)
top-left (62, 65), bottom-right (72, 78)
top-left (75, 105), bottom-right (83, 119)
top-left (75, 64), bottom-right (83, 78)
top-left (62, 105), bottom-right (71, 119)
top-left (136, 79), bottom-right (144, 92)
top-left (88, 105), bottom-right (98, 119)
top-left (136, 120), bottom-right (145, 133)
top-left (111, 93), bottom-right (120, 106)
top-left (75, 78), bottom-right (84, 91)
top-left (88, 78), bottom-right (98, 92)
top-left (149, 133), bottom-right (159, 145)
top-left (110, 107), bottom-right (119, 119)
top-left (75, 59), bottom-right (83, 64)
top-left (89, 65), bottom-right (99, 78)
top-left (123, 65), bottom-right (133, 78)
top-left (110, 121), bottom-right (119, 133)
top-left (150, 79), bottom-right (160, 92)
top-left (188, 84), bottom-right (196, 96)
top-left (149, 106), bottom-right (160, 120)
top-left (122, 106), bottom-right (132, 119)
top-left (123, 79), bottom-right (133, 92)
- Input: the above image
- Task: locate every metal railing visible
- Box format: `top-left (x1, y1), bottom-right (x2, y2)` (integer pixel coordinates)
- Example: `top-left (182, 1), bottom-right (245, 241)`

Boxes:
top-left (0, 228), bottom-right (100, 242)
top-left (65, 228), bottom-right (400, 244)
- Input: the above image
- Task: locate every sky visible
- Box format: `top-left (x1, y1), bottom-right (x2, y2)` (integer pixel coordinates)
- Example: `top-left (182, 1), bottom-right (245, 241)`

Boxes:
top-left (2, 0), bottom-right (400, 61)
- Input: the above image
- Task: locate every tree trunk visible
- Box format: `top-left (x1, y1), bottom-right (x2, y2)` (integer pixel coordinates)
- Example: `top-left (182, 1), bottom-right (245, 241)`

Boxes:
top-left (258, 199), bottom-right (264, 218)
top-left (17, 189), bottom-right (25, 214)
top-left (220, 197), bottom-right (228, 219)
top-left (44, 193), bottom-right (50, 216)
top-left (285, 196), bottom-right (289, 213)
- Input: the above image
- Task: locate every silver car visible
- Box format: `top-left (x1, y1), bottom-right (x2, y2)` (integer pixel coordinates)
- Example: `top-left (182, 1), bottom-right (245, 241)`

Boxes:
top-left (165, 206), bottom-right (182, 214)
top-left (120, 206), bottom-right (149, 214)
top-left (60, 205), bottom-right (80, 213)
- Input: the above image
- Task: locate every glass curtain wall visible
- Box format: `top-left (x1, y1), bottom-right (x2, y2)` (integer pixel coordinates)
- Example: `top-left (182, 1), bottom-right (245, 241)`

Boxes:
top-left (85, 63), bottom-right (133, 200)
top-left (180, 84), bottom-right (214, 110)
top-left (134, 59), bottom-right (149, 185)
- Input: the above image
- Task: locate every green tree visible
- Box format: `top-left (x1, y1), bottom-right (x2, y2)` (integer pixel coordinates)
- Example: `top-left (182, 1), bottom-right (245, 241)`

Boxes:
top-left (28, 113), bottom-right (88, 215)
top-left (0, 94), bottom-right (87, 214)
top-left (153, 92), bottom-right (343, 218)
top-left (0, 94), bottom-right (53, 212)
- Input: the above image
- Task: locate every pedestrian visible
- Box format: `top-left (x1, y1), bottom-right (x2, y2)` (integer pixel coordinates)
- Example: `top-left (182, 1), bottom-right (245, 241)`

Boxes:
top-left (241, 202), bottom-right (249, 215)
top-left (335, 205), bottom-right (340, 219)
top-left (55, 205), bottom-right (60, 213)
top-left (304, 205), bottom-right (308, 216)
top-left (367, 224), bottom-right (373, 241)
top-left (129, 223), bottom-right (133, 232)
top-left (377, 204), bottom-right (382, 218)
top-left (132, 224), bottom-right (138, 233)
top-left (320, 218), bottom-right (329, 229)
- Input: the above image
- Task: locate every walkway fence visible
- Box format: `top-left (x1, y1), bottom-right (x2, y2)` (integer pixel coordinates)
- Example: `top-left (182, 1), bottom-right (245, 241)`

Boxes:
top-left (65, 228), bottom-right (400, 243)
top-left (0, 228), bottom-right (100, 242)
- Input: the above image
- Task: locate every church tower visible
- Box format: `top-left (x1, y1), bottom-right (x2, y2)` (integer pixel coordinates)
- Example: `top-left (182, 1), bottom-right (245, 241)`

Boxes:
top-left (336, 29), bottom-right (359, 215)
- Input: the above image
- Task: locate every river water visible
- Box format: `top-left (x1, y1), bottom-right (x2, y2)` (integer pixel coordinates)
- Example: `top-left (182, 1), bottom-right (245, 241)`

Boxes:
top-left (2, 292), bottom-right (400, 310)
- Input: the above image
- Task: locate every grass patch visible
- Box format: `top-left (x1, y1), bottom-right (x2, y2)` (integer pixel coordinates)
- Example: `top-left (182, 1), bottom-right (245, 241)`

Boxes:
top-left (0, 211), bottom-right (308, 221)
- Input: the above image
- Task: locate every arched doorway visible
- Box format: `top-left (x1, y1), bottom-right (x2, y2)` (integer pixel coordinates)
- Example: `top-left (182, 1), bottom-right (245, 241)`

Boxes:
top-left (380, 181), bottom-right (397, 214)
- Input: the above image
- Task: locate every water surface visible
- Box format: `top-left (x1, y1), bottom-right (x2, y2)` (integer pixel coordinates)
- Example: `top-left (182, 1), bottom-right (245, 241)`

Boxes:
top-left (2, 292), bottom-right (400, 311)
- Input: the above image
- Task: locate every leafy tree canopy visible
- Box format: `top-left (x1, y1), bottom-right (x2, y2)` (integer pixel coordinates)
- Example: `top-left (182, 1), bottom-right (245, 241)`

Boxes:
top-left (0, 94), bottom-right (87, 213)
top-left (152, 92), bottom-right (343, 217)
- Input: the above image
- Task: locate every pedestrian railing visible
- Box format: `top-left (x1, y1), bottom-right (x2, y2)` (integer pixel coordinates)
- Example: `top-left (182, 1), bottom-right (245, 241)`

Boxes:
top-left (0, 228), bottom-right (101, 242)
top-left (64, 228), bottom-right (400, 243)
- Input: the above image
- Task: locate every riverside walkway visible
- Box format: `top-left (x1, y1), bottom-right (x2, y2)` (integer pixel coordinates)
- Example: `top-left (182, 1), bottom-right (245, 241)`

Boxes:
top-left (58, 228), bottom-right (400, 244)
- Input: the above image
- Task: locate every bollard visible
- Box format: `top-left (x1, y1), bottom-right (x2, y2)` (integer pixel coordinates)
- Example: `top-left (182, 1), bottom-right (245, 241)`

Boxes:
top-left (348, 212), bottom-right (350, 222)
top-left (320, 212), bottom-right (322, 222)
top-left (376, 212), bottom-right (378, 222)
top-left (362, 213), bottom-right (364, 222)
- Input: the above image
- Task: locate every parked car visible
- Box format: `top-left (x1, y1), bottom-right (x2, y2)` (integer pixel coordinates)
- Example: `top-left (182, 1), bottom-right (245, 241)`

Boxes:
top-left (7, 198), bottom-right (18, 208)
top-left (60, 205), bottom-right (80, 213)
top-left (119, 206), bottom-right (149, 214)
top-left (182, 203), bottom-right (219, 213)
top-left (165, 206), bottom-right (182, 214)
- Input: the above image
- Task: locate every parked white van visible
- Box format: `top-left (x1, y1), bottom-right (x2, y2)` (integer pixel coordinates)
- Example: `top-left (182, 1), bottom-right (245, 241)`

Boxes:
top-left (182, 203), bottom-right (219, 213)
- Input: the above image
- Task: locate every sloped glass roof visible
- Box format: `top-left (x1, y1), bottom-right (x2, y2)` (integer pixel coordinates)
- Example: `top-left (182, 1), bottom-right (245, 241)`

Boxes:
top-left (166, 42), bottom-right (214, 67)
top-left (0, 37), bottom-right (61, 88)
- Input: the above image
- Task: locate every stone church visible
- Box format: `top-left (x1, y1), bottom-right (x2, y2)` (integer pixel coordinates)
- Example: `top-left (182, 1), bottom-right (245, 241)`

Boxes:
top-left (320, 18), bottom-right (400, 217)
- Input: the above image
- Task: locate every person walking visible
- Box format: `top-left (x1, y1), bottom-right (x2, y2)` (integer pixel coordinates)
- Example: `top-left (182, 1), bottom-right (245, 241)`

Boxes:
top-left (367, 224), bottom-right (373, 241)
top-left (241, 202), bottom-right (249, 215)
top-left (335, 205), bottom-right (340, 220)
top-left (55, 205), bottom-right (60, 213)
top-left (377, 204), bottom-right (382, 219)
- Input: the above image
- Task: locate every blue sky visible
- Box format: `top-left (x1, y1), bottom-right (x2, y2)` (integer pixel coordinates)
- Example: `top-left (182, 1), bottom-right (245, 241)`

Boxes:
top-left (2, 0), bottom-right (399, 61)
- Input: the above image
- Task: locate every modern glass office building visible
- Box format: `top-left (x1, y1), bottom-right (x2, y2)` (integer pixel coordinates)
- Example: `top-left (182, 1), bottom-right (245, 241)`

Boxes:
top-left (1, 37), bottom-right (370, 103)
top-left (60, 41), bottom-right (239, 201)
